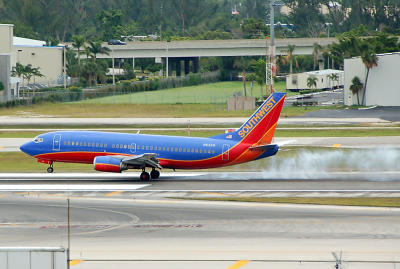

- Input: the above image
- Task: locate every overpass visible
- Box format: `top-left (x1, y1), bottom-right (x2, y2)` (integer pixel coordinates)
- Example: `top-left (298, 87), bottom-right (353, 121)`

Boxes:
top-left (95, 38), bottom-right (337, 76)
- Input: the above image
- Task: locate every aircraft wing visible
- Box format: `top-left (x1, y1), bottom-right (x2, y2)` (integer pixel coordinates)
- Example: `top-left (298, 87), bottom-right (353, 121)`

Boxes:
top-left (113, 153), bottom-right (162, 169)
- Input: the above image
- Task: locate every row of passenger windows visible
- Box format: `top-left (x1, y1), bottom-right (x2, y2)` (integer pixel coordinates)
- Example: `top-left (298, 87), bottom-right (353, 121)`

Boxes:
top-left (64, 141), bottom-right (107, 148)
top-left (63, 140), bottom-right (215, 154)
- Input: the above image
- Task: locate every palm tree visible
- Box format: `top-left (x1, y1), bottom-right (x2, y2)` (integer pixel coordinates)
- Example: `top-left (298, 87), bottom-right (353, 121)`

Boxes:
top-left (350, 76), bottom-right (363, 105)
top-left (328, 73), bottom-right (339, 90)
top-left (233, 57), bottom-right (250, 97)
top-left (87, 40), bottom-right (111, 62)
top-left (313, 43), bottom-right (322, 70)
top-left (22, 64), bottom-right (34, 85)
top-left (84, 46), bottom-right (91, 59)
top-left (32, 67), bottom-right (44, 84)
top-left (307, 76), bottom-right (318, 90)
top-left (286, 44), bottom-right (296, 74)
top-left (72, 35), bottom-right (85, 65)
top-left (361, 50), bottom-right (378, 106)
top-left (11, 63), bottom-right (25, 85)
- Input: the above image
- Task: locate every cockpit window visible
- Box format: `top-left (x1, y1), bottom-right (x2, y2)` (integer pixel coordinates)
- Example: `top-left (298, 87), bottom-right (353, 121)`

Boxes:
top-left (33, 136), bottom-right (43, 143)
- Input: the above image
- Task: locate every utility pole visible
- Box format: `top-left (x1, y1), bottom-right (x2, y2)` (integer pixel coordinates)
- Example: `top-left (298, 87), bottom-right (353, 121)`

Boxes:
top-left (265, 0), bottom-right (283, 97)
top-left (67, 198), bottom-right (71, 269)
top-left (63, 46), bottom-right (67, 90)
top-left (112, 48), bottom-right (115, 85)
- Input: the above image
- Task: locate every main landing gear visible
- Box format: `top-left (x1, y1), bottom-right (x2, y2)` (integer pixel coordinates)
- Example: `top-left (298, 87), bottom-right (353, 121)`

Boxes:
top-left (139, 168), bottom-right (160, 181)
top-left (47, 162), bottom-right (54, 173)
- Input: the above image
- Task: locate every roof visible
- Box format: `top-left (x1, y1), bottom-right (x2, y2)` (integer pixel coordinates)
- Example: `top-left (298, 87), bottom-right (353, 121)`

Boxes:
top-left (305, 69), bottom-right (344, 76)
top-left (13, 36), bottom-right (46, 47)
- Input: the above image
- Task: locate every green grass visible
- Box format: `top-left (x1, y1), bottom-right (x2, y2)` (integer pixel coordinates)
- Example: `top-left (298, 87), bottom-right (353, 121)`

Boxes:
top-left (0, 152), bottom-right (93, 172)
top-left (173, 197), bottom-right (400, 208)
top-left (77, 81), bottom-right (288, 104)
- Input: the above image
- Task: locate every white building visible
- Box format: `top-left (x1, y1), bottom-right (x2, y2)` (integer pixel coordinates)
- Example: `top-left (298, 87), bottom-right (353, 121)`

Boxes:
top-left (286, 69), bottom-right (344, 91)
top-left (0, 24), bottom-right (64, 102)
top-left (344, 52), bottom-right (400, 106)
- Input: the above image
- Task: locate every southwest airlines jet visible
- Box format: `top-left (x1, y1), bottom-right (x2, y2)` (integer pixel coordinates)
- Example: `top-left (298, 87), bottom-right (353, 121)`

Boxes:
top-left (20, 92), bottom-right (286, 180)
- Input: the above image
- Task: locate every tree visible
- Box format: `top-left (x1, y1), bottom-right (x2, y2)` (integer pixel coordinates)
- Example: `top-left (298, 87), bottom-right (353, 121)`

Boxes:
top-left (360, 50), bottom-right (378, 106)
top-left (233, 57), bottom-right (251, 97)
top-left (313, 42), bottom-right (322, 70)
top-left (251, 58), bottom-right (266, 97)
top-left (328, 73), bottom-right (339, 89)
top-left (307, 76), bottom-right (318, 89)
top-left (286, 44), bottom-right (296, 74)
top-left (349, 76), bottom-right (363, 105)
top-left (32, 67), bottom-right (44, 83)
top-left (22, 64), bottom-right (34, 85)
top-left (11, 62), bottom-right (25, 85)
top-left (0, 81), bottom-right (4, 91)
top-left (87, 40), bottom-right (110, 62)
top-left (72, 35), bottom-right (85, 65)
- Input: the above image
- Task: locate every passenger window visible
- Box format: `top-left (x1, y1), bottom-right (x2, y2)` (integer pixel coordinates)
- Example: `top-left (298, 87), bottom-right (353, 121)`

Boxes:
top-left (183, 148), bottom-right (186, 152)
top-left (191, 149), bottom-right (194, 153)
top-left (72, 142), bottom-right (75, 146)
top-left (141, 146), bottom-right (145, 150)
top-left (195, 149), bottom-right (199, 153)
top-left (146, 146), bottom-right (149, 150)
top-left (63, 141), bottom-right (66, 145)
top-left (167, 147), bottom-right (169, 151)
top-left (112, 144), bottom-right (115, 148)
top-left (100, 143), bottom-right (103, 147)
top-left (200, 149), bottom-right (202, 153)
top-left (163, 147), bottom-right (165, 151)
top-left (124, 145), bottom-right (127, 149)
top-left (150, 146), bottom-right (153, 150)
top-left (84, 142), bottom-right (87, 147)
top-left (175, 147), bottom-right (178, 152)
top-left (96, 143), bottom-right (99, 147)
top-left (179, 148), bottom-right (182, 152)
top-left (104, 144), bottom-right (107, 148)
top-left (158, 147), bottom-right (161, 150)
top-left (116, 144), bottom-right (119, 148)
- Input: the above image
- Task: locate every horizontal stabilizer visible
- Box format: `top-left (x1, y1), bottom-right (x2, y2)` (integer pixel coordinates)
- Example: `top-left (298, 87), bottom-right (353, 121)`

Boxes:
top-left (249, 144), bottom-right (278, 152)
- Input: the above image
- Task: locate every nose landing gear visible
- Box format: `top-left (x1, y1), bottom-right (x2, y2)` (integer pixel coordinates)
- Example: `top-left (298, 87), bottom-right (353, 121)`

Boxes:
top-left (47, 162), bottom-right (54, 173)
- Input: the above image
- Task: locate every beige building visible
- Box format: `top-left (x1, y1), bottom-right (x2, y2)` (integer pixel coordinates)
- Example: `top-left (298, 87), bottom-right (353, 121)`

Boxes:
top-left (286, 69), bottom-right (344, 91)
top-left (0, 24), bottom-right (63, 102)
top-left (344, 53), bottom-right (400, 106)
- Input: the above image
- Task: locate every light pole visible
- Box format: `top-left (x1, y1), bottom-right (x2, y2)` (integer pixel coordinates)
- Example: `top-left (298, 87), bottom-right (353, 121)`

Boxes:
top-left (112, 48), bottom-right (115, 85)
top-left (325, 23), bottom-right (333, 69)
top-left (63, 45), bottom-right (67, 90)
top-left (266, 0), bottom-right (283, 96)
top-left (166, 41), bottom-right (169, 78)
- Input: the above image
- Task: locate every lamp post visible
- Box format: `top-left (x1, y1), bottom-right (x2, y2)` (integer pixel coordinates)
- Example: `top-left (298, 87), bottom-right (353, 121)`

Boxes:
top-left (63, 45), bottom-right (67, 90)
top-left (325, 22), bottom-right (333, 69)
top-left (112, 48), bottom-right (115, 85)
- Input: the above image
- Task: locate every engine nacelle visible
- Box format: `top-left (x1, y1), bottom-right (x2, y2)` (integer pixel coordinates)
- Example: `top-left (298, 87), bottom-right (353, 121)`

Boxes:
top-left (93, 156), bottom-right (126, 173)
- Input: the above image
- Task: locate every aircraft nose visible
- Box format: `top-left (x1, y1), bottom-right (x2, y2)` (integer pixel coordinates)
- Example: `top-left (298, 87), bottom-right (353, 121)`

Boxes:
top-left (20, 141), bottom-right (32, 155)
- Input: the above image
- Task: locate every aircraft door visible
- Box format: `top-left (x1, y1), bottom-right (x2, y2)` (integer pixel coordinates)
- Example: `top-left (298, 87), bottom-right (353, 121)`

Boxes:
top-left (53, 134), bottom-right (61, 151)
top-left (130, 143), bottom-right (136, 154)
top-left (222, 144), bottom-right (230, 161)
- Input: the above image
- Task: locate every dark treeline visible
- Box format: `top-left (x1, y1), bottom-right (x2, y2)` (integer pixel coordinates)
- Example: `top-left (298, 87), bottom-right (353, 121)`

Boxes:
top-left (0, 0), bottom-right (399, 42)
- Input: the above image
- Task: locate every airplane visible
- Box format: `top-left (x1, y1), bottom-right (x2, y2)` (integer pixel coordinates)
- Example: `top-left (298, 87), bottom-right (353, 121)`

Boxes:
top-left (20, 92), bottom-right (286, 180)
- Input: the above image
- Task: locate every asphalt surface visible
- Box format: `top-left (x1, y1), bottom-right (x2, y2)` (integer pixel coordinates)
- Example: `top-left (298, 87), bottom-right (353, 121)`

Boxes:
top-left (0, 172), bottom-right (400, 194)
top-left (1, 195), bottom-right (400, 269)
top-left (0, 116), bottom-right (392, 125)
top-left (303, 106), bottom-right (400, 122)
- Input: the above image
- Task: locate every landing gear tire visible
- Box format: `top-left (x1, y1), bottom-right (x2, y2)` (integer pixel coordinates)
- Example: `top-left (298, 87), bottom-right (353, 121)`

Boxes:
top-left (140, 171), bottom-right (150, 181)
top-left (150, 169), bottom-right (160, 180)
top-left (47, 166), bottom-right (54, 173)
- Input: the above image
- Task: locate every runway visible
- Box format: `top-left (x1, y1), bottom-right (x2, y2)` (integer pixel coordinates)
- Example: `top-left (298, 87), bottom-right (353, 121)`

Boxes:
top-left (1, 195), bottom-right (400, 269)
top-left (0, 172), bottom-right (399, 197)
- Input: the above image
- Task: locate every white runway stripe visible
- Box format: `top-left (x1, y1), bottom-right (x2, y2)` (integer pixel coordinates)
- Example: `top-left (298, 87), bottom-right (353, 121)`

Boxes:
top-left (0, 184), bottom-right (149, 191)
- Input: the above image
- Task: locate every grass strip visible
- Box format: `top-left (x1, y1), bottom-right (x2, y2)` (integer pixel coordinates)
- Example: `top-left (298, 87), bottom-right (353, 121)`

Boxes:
top-left (172, 197), bottom-right (400, 208)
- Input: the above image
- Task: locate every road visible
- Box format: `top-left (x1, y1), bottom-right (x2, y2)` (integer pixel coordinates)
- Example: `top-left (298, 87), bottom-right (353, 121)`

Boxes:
top-left (0, 194), bottom-right (399, 269)
top-left (0, 116), bottom-right (392, 125)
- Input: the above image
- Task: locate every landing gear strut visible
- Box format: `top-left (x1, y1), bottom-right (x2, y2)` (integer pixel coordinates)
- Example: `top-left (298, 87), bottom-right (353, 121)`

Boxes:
top-left (150, 169), bottom-right (160, 180)
top-left (47, 162), bottom-right (54, 173)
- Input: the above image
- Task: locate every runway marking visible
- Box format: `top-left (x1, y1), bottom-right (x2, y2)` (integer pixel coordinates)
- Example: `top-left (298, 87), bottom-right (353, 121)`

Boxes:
top-left (105, 191), bottom-right (124, 197)
top-left (227, 260), bottom-right (249, 269)
top-left (196, 191), bottom-right (231, 196)
top-left (70, 260), bottom-right (83, 266)
top-left (0, 184), bottom-right (149, 192)
top-left (332, 143), bottom-right (342, 148)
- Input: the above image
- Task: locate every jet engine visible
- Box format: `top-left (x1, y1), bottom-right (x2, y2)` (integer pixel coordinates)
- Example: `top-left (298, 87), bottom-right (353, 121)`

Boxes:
top-left (93, 156), bottom-right (127, 173)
